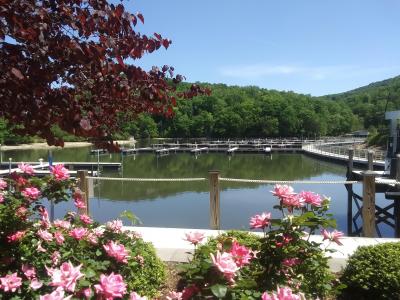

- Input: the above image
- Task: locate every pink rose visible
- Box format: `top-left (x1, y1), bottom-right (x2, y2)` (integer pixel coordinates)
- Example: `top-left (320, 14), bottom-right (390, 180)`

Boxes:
top-left (297, 191), bottom-right (322, 207)
top-left (229, 241), bottom-right (253, 267)
top-left (249, 212), bottom-right (271, 229)
top-left (103, 241), bottom-right (130, 263)
top-left (51, 251), bottom-right (61, 266)
top-left (37, 241), bottom-right (47, 252)
top-left (7, 230), bottom-right (25, 243)
top-left (210, 251), bottom-right (239, 283)
top-left (30, 278), bottom-right (43, 290)
top-left (130, 291), bottom-right (148, 300)
top-left (18, 162), bottom-right (35, 175)
top-left (94, 273), bottom-right (127, 299)
top-left (321, 229), bottom-right (344, 245)
top-left (21, 187), bottom-right (41, 201)
top-left (86, 232), bottom-right (98, 245)
top-left (54, 231), bottom-right (65, 245)
top-left (82, 288), bottom-right (92, 299)
top-left (40, 287), bottom-right (73, 300)
top-left (38, 229), bottom-right (53, 242)
top-left (0, 193), bottom-right (4, 203)
top-left (46, 261), bottom-right (84, 292)
top-left (0, 272), bottom-right (22, 292)
top-left (69, 227), bottom-right (88, 240)
top-left (281, 194), bottom-right (305, 209)
top-left (166, 291), bottom-right (183, 300)
top-left (271, 184), bottom-right (295, 200)
top-left (53, 219), bottom-right (71, 230)
top-left (50, 164), bottom-right (69, 181)
top-left (282, 258), bottom-right (301, 268)
top-left (79, 214), bottom-right (93, 224)
top-left (0, 178), bottom-right (7, 190)
top-left (106, 219), bottom-right (123, 233)
top-left (262, 286), bottom-right (302, 300)
top-left (22, 264), bottom-right (36, 279)
top-left (80, 118), bottom-right (92, 131)
top-left (183, 231), bottom-right (205, 246)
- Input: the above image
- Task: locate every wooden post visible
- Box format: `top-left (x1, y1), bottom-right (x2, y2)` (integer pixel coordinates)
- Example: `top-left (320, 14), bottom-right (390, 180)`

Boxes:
top-left (362, 171), bottom-right (376, 237)
top-left (209, 170), bottom-right (220, 230)
top-left (347, 148), bottom-right (354, 235)
top-left (77, 170), bottom-right (89, 215)
top-left (367, 150), bottom-right (374, 171)
top-left (395, 154), bottom-right (400, 237)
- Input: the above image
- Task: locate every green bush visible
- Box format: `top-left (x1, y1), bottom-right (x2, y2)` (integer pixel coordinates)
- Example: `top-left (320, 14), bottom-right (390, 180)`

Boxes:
top-left (340, 242), bottom-right (400, 299)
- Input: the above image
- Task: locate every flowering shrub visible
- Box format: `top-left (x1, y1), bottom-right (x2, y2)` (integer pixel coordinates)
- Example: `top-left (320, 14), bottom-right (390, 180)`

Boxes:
top-left (177, 185), bottom-right (343, 299)
top-left (0, 164), bottom-right (165, 299)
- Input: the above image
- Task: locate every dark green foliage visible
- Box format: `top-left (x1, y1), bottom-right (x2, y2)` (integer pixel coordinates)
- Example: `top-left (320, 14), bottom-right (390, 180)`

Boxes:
top-left (124, 83), bottom-right (359, 139)
top-left (340, 242), bottom-right (400, 299)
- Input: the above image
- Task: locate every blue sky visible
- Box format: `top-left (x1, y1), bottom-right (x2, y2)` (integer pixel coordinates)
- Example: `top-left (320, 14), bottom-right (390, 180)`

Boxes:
top-left (123, 0), bottom-right (400, 96)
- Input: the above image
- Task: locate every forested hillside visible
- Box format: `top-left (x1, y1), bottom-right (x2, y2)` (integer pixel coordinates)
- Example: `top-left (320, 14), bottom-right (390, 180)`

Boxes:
top-left (321, 76), bottom-right (400, 130)
top-left (3, 76), bottom-right (400, 143)
top-left (124, 83), bottom-right (359, 139)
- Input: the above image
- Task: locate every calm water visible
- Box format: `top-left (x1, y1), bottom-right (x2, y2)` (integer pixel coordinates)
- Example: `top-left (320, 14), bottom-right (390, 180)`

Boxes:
top-left (2, 146), bottom-right (393, 236)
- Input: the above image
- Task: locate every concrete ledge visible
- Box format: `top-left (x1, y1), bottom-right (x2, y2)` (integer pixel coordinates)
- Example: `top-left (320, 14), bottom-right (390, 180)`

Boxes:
top-left (124, 226), bottom-right (399, 272)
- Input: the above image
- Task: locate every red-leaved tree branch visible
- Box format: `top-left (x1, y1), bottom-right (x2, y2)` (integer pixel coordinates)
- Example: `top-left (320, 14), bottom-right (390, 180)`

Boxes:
top-left (0, 0), bottom-right (209, 149)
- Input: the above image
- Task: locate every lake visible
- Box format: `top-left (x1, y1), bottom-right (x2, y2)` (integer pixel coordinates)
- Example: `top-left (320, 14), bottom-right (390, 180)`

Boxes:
top-left (2, 146), bottom-right (394, 236)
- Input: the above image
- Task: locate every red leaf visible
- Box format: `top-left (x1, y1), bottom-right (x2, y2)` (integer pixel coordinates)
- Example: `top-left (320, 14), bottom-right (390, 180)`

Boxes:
top-left (137, 13), bottom-right (144, 24)
top-left (116, 56), bottom-right (125, 67)
top-left (154, 33), bottom-right (162, 41)
top-left (162, 39), bottom-right (171, 49)
top-left (131, 14), bottom-right (137, 26)
top-left (11, 68), bottom-right (24, 80)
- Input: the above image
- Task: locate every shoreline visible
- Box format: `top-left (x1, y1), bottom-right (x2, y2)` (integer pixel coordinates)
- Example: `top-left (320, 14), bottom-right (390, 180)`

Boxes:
top-left (0, 140), bottom-right (135, 151)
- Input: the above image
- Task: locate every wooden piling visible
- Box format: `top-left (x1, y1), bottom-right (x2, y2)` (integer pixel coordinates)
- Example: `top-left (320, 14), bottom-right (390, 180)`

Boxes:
top-left (367, 150), bottom-right (374, 171)
top-left (347, 148), bottom-right (354, 235)
top-left (77, 170), bottom-right (89, 215)
top-left (362, 171), bottom-right (376, 237)
top-left (209, 170), bottom-right (220, 230)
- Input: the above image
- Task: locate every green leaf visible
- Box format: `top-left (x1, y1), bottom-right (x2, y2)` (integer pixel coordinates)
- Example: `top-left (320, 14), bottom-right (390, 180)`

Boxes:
top-left (211, 284), bottom-right (227, 298)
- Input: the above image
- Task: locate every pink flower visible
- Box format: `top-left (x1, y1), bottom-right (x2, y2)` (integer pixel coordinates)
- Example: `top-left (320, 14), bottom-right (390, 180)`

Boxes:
top-left (40, 287), bottom-right (73, 300)
top-left (79, 214), bottom-right (93, 224)
top-left (94, 273), bottom-right (127, 300)
top-left (80, 118), bottom-right (92, 131)
top-left (321, 229), bottom-right (344, 245)
top-left (51, 251), bottom-right (61, 265)
top-left (130, 291), bottom-right (148, 300)
top-left (93, 227), bottom-right (105, 237)
top-left (39, 207), bottom-right (51, 228)
top-left (183, 231), bottom-right (205, 245)
top-left (103, 241), bottom-right (130, 263)
top-left (0, 193), bottom-right (4, 203)
top-left (282, 258), bottom-right (301, 268)
top-left (69, 227), bottom-right (88, 240)
top-left (230, 241), bottom-right (253, 267)
top-left (18, 162), bottom-right (35, 175)
top-left (50, 164), bottom-right (69, 181)
top-left (30, 278), bottom-right (43, 290)
top-left (0, 178), bottom-right (7, 190)
top-left (16, 206), bottom-right (28, 219)
top-left (166, 291), bottom-right (183, 300)
top-left (276, 234), bottom-right (293, 248)
top-left (250, 212), bottom-right (271, 229)
top-left (281, 194), bottom-right (305, 209)
top-left (21, 187), bottom-right (41, 201)
top-left (181, 285), bottom-right (200, 299)
top-left (0, 272), bottom-right (22, 292)
top-left (38, 229), bottom-right (53, 242)
top-left (37, 241), bottom-right (47, 252)
top-left (271, 184), bottom-right (295, 200)
top-left (55, 231), bottom-right (65, 245)
top-left (7, 230), bottom-right (25, 243)
top-left (46, 261), bottom-right (84, 292)
top-left (210, 251), bottom-right (239, 283)
top-left (261, 286), bottom-right (302, 300)
top-left (22, 264), bottom-right (36, 279)
top-left (106, 219), bottom-right (123, 233)
top-left (86, 232), bottom-right (98, 245)
top-left (297, 191), bottom-right (322, 207)
top-left (74, 199), bottom-right (86, 209)
top-left (53, 219), bottom-right (71, 230)
top-left (82, 288), bottom-right (92, 299)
